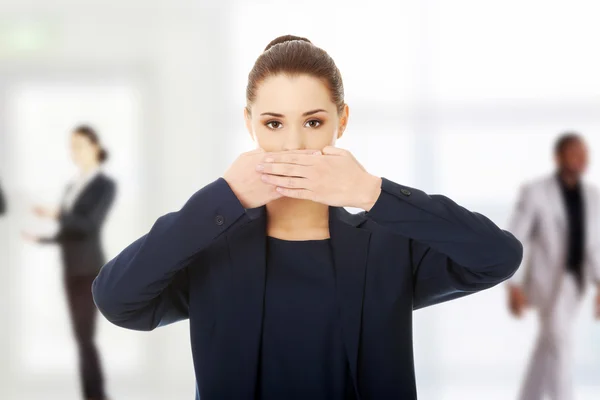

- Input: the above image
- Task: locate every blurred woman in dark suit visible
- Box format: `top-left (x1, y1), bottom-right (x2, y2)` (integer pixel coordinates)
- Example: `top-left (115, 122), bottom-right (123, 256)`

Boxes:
top-left (24, 125), bottom-right (116, 400)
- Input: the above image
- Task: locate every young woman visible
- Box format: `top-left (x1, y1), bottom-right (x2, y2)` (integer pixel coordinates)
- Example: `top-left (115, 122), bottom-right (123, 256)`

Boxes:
top-left (25, 125), bottom-right (116, 400)
top-left (92, 35), bottom-right (522, 400)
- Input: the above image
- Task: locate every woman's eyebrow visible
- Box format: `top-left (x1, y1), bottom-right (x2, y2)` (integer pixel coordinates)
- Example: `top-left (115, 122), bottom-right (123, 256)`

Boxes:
top-left (260, 109), bottom-right (328, 118)
top-left (302, 109), bottom-right (327, 116)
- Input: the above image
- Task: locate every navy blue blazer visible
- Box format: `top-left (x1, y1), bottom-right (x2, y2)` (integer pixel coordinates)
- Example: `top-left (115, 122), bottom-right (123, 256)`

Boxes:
top-left (92, 177), bottom-right (522, 399)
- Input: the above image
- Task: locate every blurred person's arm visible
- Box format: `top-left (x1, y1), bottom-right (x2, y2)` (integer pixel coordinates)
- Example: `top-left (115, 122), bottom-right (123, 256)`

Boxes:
top-left (585, 186), bottom-right (600, 319)
top-left (365, 178), bottom-right (523, 310)
top-left (505, 183), bottom-right (538, 316)
top-left (36, 181), bottom-right (116, 243)
top-left (506, 184), bottom-right (538, 284)
top-left (92, 178), bottom-right (248, 331)
top-left (0, 181), bottom-right (5, 215)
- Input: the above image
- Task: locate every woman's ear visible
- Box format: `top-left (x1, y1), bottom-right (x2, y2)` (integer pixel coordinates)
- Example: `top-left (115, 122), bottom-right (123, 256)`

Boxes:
top-left (244, 107), bottom-right (254, 141)
top-left (337, 104), bottom-right (350, 139)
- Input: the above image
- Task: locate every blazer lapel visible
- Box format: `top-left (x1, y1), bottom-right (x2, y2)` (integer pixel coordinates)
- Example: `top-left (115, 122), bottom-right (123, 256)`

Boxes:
top-left (329, 207), bottom-right (371, 399)
top-left (548, 175), bottom-right (567, 232)
top-left (64, 173), bottom-right (103, 213)
top-left (223, 208), bottom-right (267, 398)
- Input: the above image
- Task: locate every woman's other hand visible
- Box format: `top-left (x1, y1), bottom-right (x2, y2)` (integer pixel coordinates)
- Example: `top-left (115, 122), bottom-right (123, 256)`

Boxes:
top-left (22, 231), bottom-right (41, 243)
top-left (33, 206), bottom-right (59, 220)
top-left (258, 146), bottom-right (382, 210)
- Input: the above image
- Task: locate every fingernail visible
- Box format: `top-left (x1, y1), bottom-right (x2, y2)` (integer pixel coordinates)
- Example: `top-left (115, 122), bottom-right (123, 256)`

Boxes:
top-left (256, 164), bottom-right (264, 171)
top-left (276, 187), bottom-right (283, 193)
top-left (261, 175), bottom-right (268, 181)
top-left (264, 157), bottom-right (274, 163)
top-left (313, 151), bottom-right (321, 155)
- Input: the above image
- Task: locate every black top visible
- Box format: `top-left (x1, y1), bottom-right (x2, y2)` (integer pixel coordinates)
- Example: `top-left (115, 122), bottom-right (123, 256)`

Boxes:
top-left (558, 175), bottom-right (585, 289)
top-left (259, 237), bottom-right (356, 400)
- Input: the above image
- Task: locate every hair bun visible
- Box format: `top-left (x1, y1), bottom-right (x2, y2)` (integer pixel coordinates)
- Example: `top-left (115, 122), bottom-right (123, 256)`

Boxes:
top-left (264, 35), bottom-right (312, 52)
top-left (99, 148), bottom-right (109, 163)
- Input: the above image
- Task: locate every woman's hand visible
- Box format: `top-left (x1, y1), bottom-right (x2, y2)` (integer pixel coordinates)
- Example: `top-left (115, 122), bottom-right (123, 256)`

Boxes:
top-left (258, 146), bottom-right (382, 210)
top-left (223, 149), bottom-right (286, 209)
top-left (33, 206), bottom-right (59, 220)
top-left (22, 231), bottom-right (42, 243)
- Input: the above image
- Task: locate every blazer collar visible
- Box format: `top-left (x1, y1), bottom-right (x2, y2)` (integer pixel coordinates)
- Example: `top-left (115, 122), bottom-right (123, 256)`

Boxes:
top-left (244, 205), bottom-right (367, 226)
top-left (61, 172), bottom-right (105, 213)
top-left (223, 206), bottom-right (370, 399)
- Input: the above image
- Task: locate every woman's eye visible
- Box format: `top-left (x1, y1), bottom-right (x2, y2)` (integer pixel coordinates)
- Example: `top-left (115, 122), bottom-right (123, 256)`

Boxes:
top-left (305, 120), bottom-right (321, 128)
top-left (266, 121), bottom-right (282, 129)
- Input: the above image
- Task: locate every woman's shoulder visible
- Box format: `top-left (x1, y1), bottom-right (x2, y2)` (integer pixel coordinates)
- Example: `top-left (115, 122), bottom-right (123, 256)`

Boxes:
top-left (96, 172), bottom-right (117, 190)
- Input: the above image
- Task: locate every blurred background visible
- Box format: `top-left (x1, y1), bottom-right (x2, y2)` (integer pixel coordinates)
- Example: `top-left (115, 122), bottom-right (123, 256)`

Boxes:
top-left (0, 0), bottom-right (599, 399)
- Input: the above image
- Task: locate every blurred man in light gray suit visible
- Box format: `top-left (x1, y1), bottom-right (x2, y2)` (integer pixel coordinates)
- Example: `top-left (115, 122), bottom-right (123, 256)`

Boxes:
top-left (508, 132), bottom-right (600, 400)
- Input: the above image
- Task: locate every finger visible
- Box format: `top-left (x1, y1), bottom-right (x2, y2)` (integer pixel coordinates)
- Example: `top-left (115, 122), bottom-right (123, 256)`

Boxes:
top-left (276, 187), bottom-right (315, 201)
top-left (322, 146), bottom-right (347, 156)
top-left (263, 153), bottom-right (319, 166)
top-left (257, 162), bottom-right (311, 178)
top-left (267, 186), bottom-right (284, 202)
top-left (265, 149), bottom-right (322, 156)
top-left (261, 174), bottom-right (309, 189)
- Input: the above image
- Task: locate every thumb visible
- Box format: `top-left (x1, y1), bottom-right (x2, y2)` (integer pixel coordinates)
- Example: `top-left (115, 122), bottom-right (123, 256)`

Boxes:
top-left (322, 146), bottom-right (346, 156)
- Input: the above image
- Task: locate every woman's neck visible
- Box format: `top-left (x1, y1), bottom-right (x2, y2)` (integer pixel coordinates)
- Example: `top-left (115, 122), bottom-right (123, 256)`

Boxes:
top-left (80, 163), bottom-right (99, 175)
top-left (266, 197), bottom-right (330, 240)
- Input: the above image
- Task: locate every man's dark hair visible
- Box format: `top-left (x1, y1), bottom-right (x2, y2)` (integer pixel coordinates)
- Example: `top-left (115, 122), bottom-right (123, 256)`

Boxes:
top-left (554, 132), bottom-right (583, 155)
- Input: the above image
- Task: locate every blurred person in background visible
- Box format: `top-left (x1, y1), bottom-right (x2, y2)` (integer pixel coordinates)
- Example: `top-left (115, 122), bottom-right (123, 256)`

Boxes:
top-left (0, 179), bottom-right (5, 215)
top-left (507, 132), bottom-right (600, 400)
top-left (93, 35), bottom-right (522, 400)
top-left (23, 125), bottom-right (116, 400)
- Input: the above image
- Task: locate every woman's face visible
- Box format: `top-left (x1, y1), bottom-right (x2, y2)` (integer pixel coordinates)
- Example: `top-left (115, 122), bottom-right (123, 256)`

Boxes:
top-left (70, 133), bottom-right (99, 169)
top-left (245, 74), bottom-right (349, 152)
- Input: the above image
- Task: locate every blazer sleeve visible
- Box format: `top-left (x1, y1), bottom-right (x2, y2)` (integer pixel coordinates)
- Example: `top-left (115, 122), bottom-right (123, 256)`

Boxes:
top-left (92, 178), bottom-right (248, 331)
top-left (365, 178), bottom-right (523, 310)
top-left (0, 182), bottom-right (5, 216)
top-left (586, 186), bottom-right (600, 284)
top-left (505, 183), bottom-right (538, 287)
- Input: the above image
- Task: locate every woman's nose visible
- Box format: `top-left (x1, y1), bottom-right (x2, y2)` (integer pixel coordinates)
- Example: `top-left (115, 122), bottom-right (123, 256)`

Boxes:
top-left (282, 128), bottom-right (304, 151)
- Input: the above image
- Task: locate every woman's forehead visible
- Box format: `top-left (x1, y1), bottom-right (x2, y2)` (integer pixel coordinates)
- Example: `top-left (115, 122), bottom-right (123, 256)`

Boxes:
top-left (253, 74), bottom-right (335, 115)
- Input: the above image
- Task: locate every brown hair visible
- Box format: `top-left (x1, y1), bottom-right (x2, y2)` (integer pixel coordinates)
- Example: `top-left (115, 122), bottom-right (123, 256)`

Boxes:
top-left (246, 34), bottom-right (345, 115)
top-left (74, 125), bottom-right (109, 163)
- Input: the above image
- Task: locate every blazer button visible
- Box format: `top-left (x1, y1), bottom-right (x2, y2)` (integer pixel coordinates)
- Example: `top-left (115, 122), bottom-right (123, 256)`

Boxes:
top-left (215, 215), bottom-right (225, 226)
top-left (400, 188), bottom-right (411, 196)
